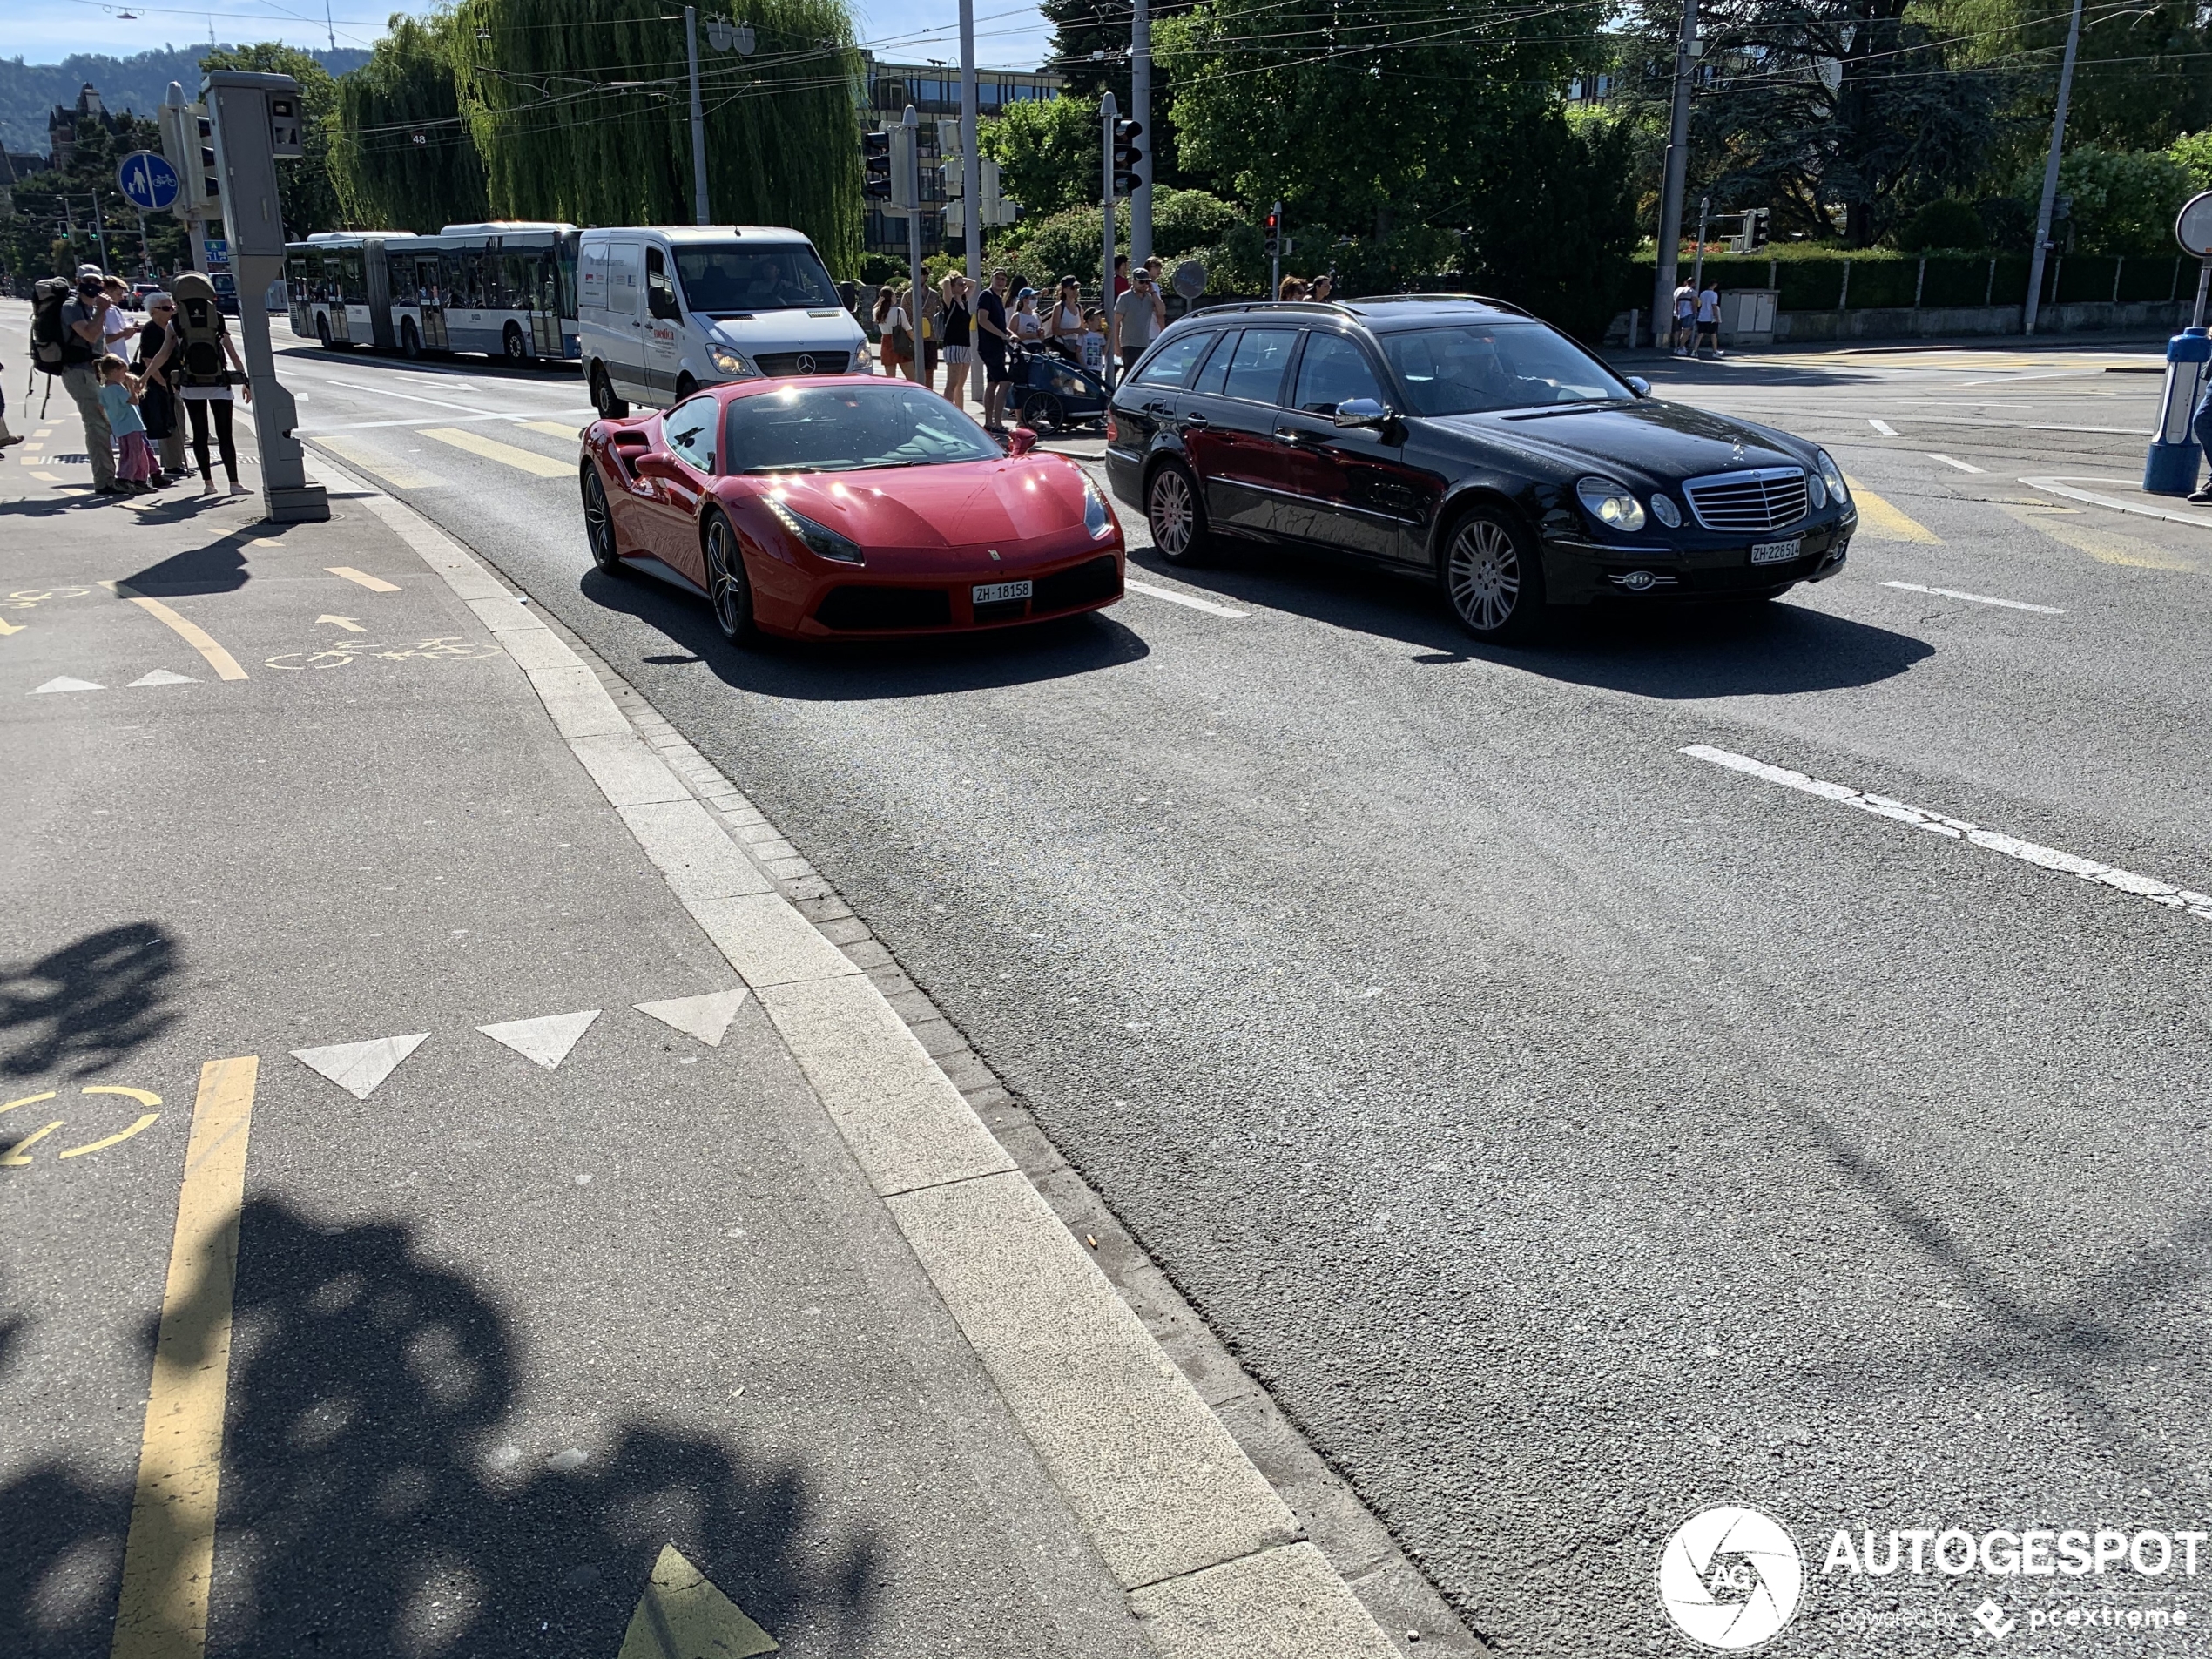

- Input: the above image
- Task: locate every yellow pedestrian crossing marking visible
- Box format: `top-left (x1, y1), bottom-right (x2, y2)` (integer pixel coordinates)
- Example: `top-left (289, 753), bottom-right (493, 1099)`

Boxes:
top-left (617, 1546), bottom-right (779, 1659)
top-left (312, 435), bottom-right (444, 491)
top-left (1844, 477), bottom-right (1941, 543)
top-left (326, 566), bottom-right (401, 593)
top-left (517, 420), bottom-right (584, 442)
top-left (2000, 504), bottom-right (2201, 572)
top-left (421, 426), bottom-right (572, 478)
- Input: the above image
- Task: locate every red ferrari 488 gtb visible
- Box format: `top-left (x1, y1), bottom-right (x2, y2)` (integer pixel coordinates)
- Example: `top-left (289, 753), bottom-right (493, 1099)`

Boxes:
top-left (578, 376), bottom-right (1126, 642)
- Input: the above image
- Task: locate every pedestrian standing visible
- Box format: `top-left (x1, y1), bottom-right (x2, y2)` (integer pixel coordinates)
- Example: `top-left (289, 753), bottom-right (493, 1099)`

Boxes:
top-left (1046, 276), bottom-right (1085, 364)
top-left (59, 265), bottom-right (123, 494)
top-left (153, 273), bottom-right (252, 497)
top-left (0, 347), bottom-right (21, 450)
top-left (1695, 281), bottom-right (1723, 358)
top-left (1310, 273), bottom-right (1334, 303)
top-left (1278, 275), bottom-right (1308, 301)
top-left (1672, 279), bottom-right (1696, 355)
top-left (133, 292), bottom-right (189, 482)
top-left (97, 355), bottom-right (158, 492)
top-left (1011, 288), bottom-right (1042, 352)
top-left (873, 285), bottom-right (916, 381)
top-left (101, 278), bottom-right (141, 356)
top-left (2189, 373), bottom-right (2212, 505)
top-left (1110, 263), bottom-right (1166, 374)
top-left (976, 268), bottom-right (1013, 434)
top-left (1081, 307), bottom-right (1106, 372)
top-left (1111, 253), bottom-right (1130, 300)
top-left (916, 281), bottom-right (941, 392)
top-left (938, 273), bottom-right (974, 409)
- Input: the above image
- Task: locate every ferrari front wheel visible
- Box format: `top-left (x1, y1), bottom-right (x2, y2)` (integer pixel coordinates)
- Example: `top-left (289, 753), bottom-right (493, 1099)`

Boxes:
top-left (703, 511), bottom-right (758, 645)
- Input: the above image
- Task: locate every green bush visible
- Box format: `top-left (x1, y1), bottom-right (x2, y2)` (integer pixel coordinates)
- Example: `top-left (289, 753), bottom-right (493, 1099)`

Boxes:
top-left (1898, 199), bottom-right (1986, 252)
top-left (1919, 255), bottom-right (1995, 307)
top-left (2015, 145), bottom-right (2195, 255)
top-left (2172, 131), bottom-right (2212, 193)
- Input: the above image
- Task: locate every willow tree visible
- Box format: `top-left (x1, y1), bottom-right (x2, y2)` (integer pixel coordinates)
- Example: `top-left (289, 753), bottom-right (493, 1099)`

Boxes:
top-left (448, 0), bottom-right (862, 272)
top-left (332, 14), bottom-right (491, 232)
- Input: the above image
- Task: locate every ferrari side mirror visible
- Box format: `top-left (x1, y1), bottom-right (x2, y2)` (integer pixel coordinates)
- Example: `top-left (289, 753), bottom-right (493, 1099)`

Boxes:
top-left (1006, 427), bottom-right (1038, 455)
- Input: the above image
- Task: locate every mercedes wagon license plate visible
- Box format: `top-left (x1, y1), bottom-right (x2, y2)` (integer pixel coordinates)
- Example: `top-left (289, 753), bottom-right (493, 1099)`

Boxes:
top-left (972, 580), bottom-right (1033, 604)
top-left (1750, 537), bottom-right (1803, 566)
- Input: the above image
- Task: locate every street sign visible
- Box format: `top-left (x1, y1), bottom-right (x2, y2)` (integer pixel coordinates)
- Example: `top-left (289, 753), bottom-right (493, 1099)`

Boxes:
top-left (117, 150), bottom-right (179, 212)
top-left (203, 236), bottom-right (231, 266)
top-left (1172, 260), bottom-right (1207, 300)
top-left (2178, 192), bottom-right (2212, 259)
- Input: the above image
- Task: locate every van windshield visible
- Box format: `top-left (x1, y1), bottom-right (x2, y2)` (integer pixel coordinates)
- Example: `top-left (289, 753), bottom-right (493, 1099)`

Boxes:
top-left (674, 243), bottom-right (840, 315)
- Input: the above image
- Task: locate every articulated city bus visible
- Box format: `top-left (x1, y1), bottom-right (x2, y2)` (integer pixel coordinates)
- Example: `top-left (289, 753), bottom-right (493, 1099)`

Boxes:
top-left (284, 222), bottom-right (582, 362)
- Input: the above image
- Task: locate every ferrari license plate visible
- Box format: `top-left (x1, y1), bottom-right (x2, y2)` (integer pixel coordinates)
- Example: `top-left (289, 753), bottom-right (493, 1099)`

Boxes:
top-left (972, 580), bottom-right (1033, 604)
top-left (1750, 537), bottom-right (1803, 565)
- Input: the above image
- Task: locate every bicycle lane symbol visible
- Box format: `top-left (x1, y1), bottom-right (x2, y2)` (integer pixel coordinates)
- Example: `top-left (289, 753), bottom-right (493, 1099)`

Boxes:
top-left (2, 1084), bottom-right (165, 1167)
top-left (264, 636), bottom-right (504, 671)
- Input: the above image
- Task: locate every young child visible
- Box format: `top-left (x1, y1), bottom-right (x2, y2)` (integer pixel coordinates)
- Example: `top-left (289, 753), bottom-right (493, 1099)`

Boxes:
top-left (98, 355), bottom-right (159, 492)
top-left (1012, 288), bottom-right (1042, 348)
top-left (1080, 307), bottom-right (1106, 372)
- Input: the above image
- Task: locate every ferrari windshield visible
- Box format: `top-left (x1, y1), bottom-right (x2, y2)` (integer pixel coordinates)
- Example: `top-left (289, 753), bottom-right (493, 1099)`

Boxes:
top-left (675, 241), bottom-right (840, 314)
top-left (724, 381), bottom-right (1003, 473)
top-left (1378, 324), bottom-right (1630, 416)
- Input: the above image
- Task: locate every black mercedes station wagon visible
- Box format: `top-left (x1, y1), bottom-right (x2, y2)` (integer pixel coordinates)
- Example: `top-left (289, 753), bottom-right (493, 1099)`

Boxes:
top-left (1103, 295), bottom-right (1856, 641)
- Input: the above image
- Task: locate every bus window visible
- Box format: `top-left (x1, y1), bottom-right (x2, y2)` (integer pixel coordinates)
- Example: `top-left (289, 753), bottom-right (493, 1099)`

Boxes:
top-left (557, 245), bottom-right (577, 320)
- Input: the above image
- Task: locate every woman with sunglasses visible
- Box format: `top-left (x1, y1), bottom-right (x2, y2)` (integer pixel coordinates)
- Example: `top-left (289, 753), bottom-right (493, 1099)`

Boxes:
top-left (132, 293), bottom-right (190, 484)
top-left (1046, 275), bottom-right (1085, 365)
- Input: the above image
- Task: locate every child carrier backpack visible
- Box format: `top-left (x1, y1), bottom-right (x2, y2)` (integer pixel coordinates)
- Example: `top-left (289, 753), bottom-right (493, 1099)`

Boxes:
top-left (30, 276), bottom-right (77, 375)
top-left (169, 273), bottom-right (231, 389)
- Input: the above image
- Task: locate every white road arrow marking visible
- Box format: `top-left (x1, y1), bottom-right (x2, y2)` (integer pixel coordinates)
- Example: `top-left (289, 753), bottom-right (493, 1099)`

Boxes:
top-left (290, 1034), bottom-right (430, 1100)
top-left (476, 1010), bottom-right (600, 1070)
top-left (30, 677), bottom-right (103, 693)
top-left (634, 989), bottom-right (749, 1048)
top-left (129, 669), bottom-right (199, 686)
top-left (316, 615), bottom-right (368, 633)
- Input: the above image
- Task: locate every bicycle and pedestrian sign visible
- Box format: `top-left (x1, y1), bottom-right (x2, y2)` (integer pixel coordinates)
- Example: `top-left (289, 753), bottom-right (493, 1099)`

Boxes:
top-left (117, 151), bottom-right (181, 212)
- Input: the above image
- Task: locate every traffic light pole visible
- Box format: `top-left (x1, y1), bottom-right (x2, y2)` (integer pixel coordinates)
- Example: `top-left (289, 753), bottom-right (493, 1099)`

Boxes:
top-left (1270, 200), bottom-right (1282, 299)
top-left (904, 105), bottom-right (926, 375)
top-left (1651, 0), bottom-right (1698, 352)
top-left (1102, 92), bottom-right (1117, 392)
top-left (685, 6), bottom-right (710, 226)
top-left (960, 0), bottom-right (981, 283)
top-left (2023, 0), bottom-right (2084, 336)
top-left (1130, 0), bottom-right (1151, 266)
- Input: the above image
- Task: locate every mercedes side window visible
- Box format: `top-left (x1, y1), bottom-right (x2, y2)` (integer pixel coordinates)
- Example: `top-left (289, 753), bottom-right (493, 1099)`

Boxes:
top-left (1292, 331), bottom-right (1386, 416)
top-left (1131, 330), bottom-right (1213, 389)
top-left (1187, 331), bottom-right (1239, 397)
top-left (1218, 328), bottom-right (1300, 404)
top-left (645, 247), bottom-right (682, 322)
top-left (664, 395), bottom-right (718, 473)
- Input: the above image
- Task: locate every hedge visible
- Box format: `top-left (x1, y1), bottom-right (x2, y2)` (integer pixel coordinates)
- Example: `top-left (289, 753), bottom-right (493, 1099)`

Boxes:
top-left (1622, 253), bottom-right (2195, 314)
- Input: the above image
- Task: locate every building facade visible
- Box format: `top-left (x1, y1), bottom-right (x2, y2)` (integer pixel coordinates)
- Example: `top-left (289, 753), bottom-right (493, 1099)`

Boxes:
top-left (856, 55), bottom-right (1062, 259)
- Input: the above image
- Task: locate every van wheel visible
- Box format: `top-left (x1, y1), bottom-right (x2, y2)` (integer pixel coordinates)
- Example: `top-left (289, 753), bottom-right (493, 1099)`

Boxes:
top-left (400, 318), bottom-right (421, 359)
top-left (676, 374), bottom-right (698, 401)
top-left (590, 365), bottom-right (627, 420)
top-left (503, 323), bottom-right (532, 364)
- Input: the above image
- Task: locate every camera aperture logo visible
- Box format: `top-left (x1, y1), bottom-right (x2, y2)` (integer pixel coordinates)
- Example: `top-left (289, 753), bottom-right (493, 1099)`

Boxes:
top-left (1659, 1507), bottom-right (1806, 1650)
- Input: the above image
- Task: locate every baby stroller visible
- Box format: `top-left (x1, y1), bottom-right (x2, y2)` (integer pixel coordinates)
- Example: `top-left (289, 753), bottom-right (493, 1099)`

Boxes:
top-left (1006, 342), bottom-right (1110, 435)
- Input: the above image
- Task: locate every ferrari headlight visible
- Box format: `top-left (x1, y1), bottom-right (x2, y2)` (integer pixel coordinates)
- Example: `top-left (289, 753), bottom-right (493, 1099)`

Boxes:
top-left (1649, 492), bottom-right (1683, 529)
top-left (1815, 448), bottom-right (1849, 507)
top-left (709, 343), bottom-right (758, 380)
top-left (766, 496), bottom-right (863, 564)
top-left (1082, 475), bottom-right (1113, 539)
top-left (1575, 476), bottom-right (1647, 533)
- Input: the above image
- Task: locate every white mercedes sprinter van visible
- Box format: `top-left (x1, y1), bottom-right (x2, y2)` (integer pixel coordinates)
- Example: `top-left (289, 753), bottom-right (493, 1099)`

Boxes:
top-left (577, 225), bottom-right (868, 416)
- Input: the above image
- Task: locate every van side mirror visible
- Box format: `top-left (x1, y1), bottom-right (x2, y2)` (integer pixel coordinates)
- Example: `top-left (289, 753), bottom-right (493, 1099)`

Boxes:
top-left (649, 287), bottom-right (681, 323)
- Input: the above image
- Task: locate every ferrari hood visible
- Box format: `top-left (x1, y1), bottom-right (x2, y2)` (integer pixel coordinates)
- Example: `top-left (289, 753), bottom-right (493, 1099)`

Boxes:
top-left (760, 455), bottom-right (1089, 550)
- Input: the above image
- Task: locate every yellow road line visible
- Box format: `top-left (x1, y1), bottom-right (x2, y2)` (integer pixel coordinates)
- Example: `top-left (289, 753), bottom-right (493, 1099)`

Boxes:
top-left (30, 469), bottom-right (62, 482)
top-left (114, 586), bottom-right (249, 682)
top-left (2000, 504), bottom-right (2200, 572)
top-left (310, 435), bottom-right (444, 491)
top-left (1844, 476), bottom-right (1942, 543)
top-left (111, 1055), bottom-right (259, 1659)
top-left (62, 1112), bottom-right (160, 1157)
top-left (517, 420), bottom-right (583, 442)
top-left (325, 565), bottom-right (401, 593)
top-left (1, 1120), bottom-right (65, 1165)
top-left (420, 425), bottom-right (572, 478)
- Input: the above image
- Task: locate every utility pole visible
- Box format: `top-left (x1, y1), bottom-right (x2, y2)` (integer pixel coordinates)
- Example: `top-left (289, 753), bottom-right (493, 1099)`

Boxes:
top-left (685, 4), bottom-right (710, 226)
top-left (323, 0), bottom-right (334, 51)
top-left (1651, 0), bottom-right (1699, 350)
top-left (960, 0), bottom-right (981, 283)
top-left (1130, 0), bottom-right (1151, 266)
top-left (1102, 91), bottom-right (1117, 389)
top-left (1270, 199), bottom-right (1283, 299)
top-left (2023, 0), bottom-right (2084, 337)
top-left (904, 105), bottom-right (926, 361)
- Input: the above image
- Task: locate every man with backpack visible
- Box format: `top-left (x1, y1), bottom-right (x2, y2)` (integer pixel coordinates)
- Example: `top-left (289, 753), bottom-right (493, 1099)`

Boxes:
top-left (37, 265), bottom-right (125, 493)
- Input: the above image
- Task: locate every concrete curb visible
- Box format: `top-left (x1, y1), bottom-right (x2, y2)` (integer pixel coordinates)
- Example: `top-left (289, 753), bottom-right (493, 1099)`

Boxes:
top-left (311, 447), bottom-right (1460, 1657)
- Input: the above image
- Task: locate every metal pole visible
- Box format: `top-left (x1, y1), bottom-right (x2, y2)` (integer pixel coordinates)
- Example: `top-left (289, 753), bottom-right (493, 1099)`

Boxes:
top-left (1131, 0), bottom-right (1151, 266)
top-left (904, 105), bottom-right (926, 381)
top-left (1691, 195), bottom-right (1709, 294)
top-left (685, 5), bottom-right (710, 226)
top-left (136, 207), bottom-right (149, 279)
top-left (960, 0), bottom-right (981, 283)
top-left (2024, 0), bottom-right (2083, 337)
top-left (90, 197), bottom-right (111, 272)
top-left (1271, 198), bottom-right (1282, 299)
top-left (1651, 0), bottom-right (1699, 349)
top-left (2195, 259), bottom-right (2210, 330)
top-left (1102, 92), bottom-right (1117, 391)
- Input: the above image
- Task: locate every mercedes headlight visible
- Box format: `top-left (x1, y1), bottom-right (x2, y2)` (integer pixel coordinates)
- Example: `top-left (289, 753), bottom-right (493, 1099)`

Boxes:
top-left (1815, 448), bottom-right (1849, 508)
top-left (766, 496), bottom-right (863, 563)
top-left (1649, 493), bottom-right (1683, 529)
top-left (1576, 476), bottom-right (1647, 533)
top-left (709, 343), bottom-right (759, 380)
top-left (1082, 475), bottom-right (1112, 539)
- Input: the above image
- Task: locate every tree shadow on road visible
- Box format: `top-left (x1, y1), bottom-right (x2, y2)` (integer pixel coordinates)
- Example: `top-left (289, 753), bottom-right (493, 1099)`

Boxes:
top-left (0, 922), bottom-right (180, 1082)
top-left (0, 1199), bottom-right (881, 1657)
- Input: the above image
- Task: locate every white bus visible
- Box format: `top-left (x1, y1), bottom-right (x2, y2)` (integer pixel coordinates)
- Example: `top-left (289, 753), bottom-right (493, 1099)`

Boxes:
top-left (285, 222), bottom-right (582, 362)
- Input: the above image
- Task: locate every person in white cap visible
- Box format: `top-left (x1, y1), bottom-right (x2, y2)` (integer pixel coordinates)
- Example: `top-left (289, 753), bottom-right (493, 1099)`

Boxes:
top-left (59, 265), bottom-right (123, 493)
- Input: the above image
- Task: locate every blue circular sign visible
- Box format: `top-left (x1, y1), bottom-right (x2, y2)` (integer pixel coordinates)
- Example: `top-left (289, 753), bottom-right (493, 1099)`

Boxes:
top-left (118, 151), bottom-right (180, 212)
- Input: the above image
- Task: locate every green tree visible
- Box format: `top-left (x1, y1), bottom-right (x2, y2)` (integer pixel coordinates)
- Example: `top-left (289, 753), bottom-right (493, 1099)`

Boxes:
top-left (1038, 0), bottom-right (1198, 186)
top-left (2172, 131), bottom-right (2212, 193)
top-left (199, 43), bottom-right (345, 237)
top-left (0, 109), bottom-right (188, 280)
top-left (981, 91), bottom-right (1103, 220)
top-left (2020, 145), bottom-right (2194, 253)
top-left (331, 14), bottom-right (489, 232)
top-left (447, 0), bottom-right (863, 273)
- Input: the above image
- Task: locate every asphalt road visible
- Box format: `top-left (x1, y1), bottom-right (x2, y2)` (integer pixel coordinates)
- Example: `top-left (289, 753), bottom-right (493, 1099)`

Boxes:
top-left (270, 330), bottom-right (2212, 1653)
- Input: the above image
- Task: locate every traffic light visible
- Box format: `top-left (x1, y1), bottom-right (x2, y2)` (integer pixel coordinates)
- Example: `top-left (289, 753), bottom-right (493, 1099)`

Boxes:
top-left (861, 129), bottom-right (893, 203)
top-left (1110, 118), bottom-right (1143, 198)
top-left (1747, 207), bottom-right (1770, 251)
top-left (889, 124), bottom-right (919, 212)
top-left (1263, 206), bottom-right (1281, 259)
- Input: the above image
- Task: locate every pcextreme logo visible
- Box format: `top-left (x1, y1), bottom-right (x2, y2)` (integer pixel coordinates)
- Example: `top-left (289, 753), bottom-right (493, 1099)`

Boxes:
top-left (1658, 1507), bottom-right (1806, 1650)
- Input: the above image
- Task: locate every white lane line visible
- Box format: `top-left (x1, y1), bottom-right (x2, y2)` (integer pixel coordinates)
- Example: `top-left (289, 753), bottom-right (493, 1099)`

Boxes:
top-left (306, 409), bottom-right (597, 434)
top-left (1927, 453), bottom-right (1984, 474)
top-left (327, 377), bottom-right (502, 416)
top-left (1868, 419), bottom-right (1898, 436)
top-left (1683, 744), bottom-right (2212, 921)
top-left (1125, 578), bottom-right (1249, 618)
top-left (2019, 476), bottom-right (2212, 532)
top-left (1880, 580), bottom-right (2062, 614)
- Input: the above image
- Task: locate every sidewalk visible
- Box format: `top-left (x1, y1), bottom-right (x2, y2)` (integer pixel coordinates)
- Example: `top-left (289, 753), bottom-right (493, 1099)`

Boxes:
top-left (0, 394), bottom-right (1429, 1655)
